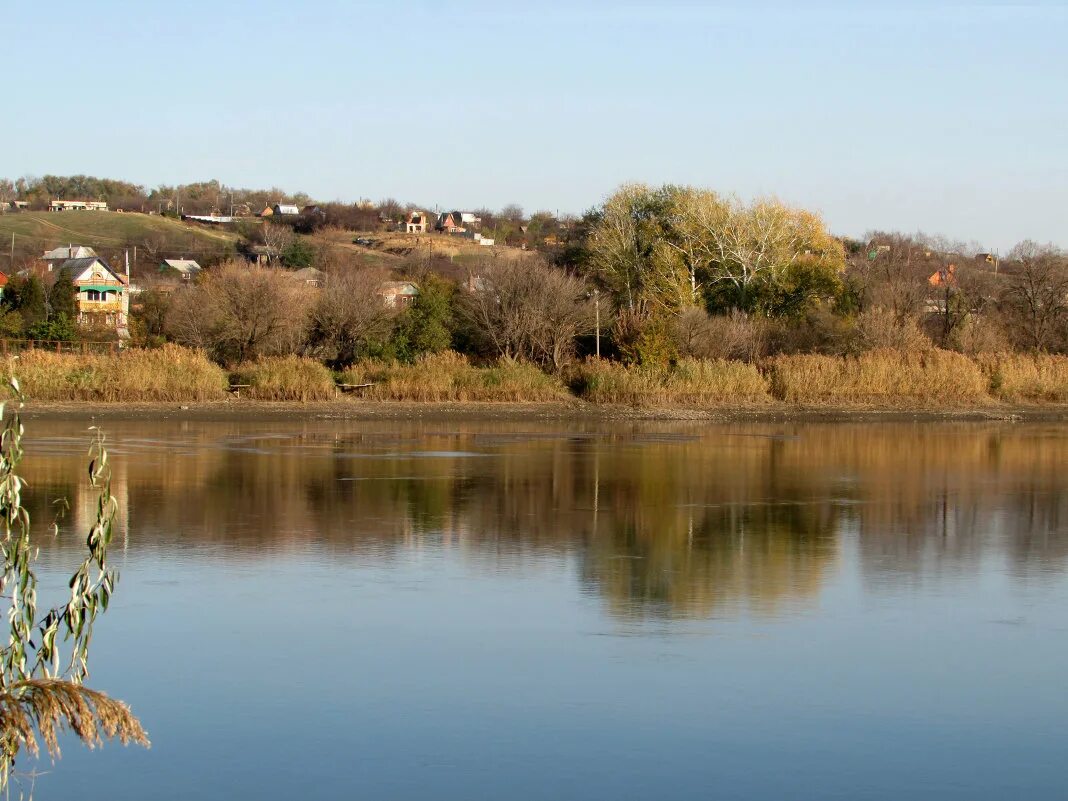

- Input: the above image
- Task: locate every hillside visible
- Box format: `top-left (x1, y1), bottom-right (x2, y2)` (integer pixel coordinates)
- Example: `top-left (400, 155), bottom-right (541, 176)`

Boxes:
top-left (0, 211), bottom-right (243, 272)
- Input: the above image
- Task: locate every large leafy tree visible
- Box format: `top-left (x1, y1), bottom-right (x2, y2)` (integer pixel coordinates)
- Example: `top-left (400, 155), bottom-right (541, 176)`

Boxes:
top-left (584, 184), bottom-right (687, 316)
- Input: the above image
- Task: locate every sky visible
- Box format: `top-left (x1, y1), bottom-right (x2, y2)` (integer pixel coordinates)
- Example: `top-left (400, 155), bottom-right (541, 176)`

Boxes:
top-left (3, 0), bottom-right (1066, 250)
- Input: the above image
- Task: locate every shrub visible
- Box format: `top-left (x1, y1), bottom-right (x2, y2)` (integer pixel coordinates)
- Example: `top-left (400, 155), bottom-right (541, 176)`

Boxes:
top-left (231, 355), bottom-right (336, 401)
top-left (764, 348), bottom-right (989, 406)
top-left (14, 344), bottom-right (227, 401)
top-left (975, 353), bottom-right (1068, 403)
top-left (851, 308), bottom-right (930, 352)
top-left (571, 358), bottom-right (770, 406)
top-left (675, 309), bottom-right (772, 363)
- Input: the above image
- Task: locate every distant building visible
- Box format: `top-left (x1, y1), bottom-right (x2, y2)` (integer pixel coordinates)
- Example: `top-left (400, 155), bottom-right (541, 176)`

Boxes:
top-left (273, 204), bottom-right (300, 216)
top-left (159, 259), bottom-right (202, 280)
top-left (436, 211), bottom-right (482, 233)
top-left (55, 257), bottom-right (130, 332)
top-left (404, 211), bottom-right (430, 233)
top-left (42, 245), bottom-right (98, 272)
top-left (49, 200), bottom-right (108, 212)
top-left (928, 263), bottom-right (957, 287)
top-left (377, 280), bottom-right (419, 308)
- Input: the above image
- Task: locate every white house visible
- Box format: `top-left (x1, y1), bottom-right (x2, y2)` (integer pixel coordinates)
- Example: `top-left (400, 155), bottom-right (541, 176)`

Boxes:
top-left (49, 200), bottom-right (108, 212)
top-left (273, 204), bottom-right (300, 216)
top-left (404, 211), bottom-right (430, 233)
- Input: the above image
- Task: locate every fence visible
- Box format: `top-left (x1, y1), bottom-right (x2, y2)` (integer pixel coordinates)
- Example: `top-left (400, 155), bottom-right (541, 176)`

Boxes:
top-left (0, 339), bottom-right (121, 356)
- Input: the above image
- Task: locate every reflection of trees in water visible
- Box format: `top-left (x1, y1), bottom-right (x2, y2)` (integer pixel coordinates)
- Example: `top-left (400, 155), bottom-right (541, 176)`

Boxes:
top-left (580, 502), bottom-right (837, 620)
top-left (18, 420), bottom-right (1068, 618)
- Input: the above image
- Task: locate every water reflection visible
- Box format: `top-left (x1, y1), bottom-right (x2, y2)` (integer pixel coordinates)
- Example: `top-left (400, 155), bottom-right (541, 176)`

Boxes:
top-left (21, 419), bottom-right (1068, 620)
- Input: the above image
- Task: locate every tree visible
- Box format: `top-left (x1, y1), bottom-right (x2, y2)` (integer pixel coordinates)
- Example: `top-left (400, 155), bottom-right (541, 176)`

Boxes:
top-left (48, 273), bottom-right (77, 321)
top-left (459, 258), bottom-right (592, 369)
top-left (0, 387), bottom-right (148, 791)
top-left (1001, 241), bottom-right (1068, 351)
top-left (167, 263), bottom-right (309, 363)
top-left (26, 315), bottom-right (77, 343)
top-left (499, 204), bottom-right (525, 223)
top-left (281, 237), bottom-right (315, 269)
top-left (260, 223), bottom-right (294, 264)
top-left (584, 184), bottom-right (683, 316)
top-left (7, 276), bottom-right (47, 331)
top-left (394, 274), bottom-right (454, 360)
top-left (692, 196), bottom-right (844, 314)
top-left (306, 268), bottom-right (397, 368)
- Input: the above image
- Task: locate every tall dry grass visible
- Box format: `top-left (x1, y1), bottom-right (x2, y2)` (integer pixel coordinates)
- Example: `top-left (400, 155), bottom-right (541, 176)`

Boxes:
top-left (764, 348), bottom-right (990, 406)
top-left (571, 358), bottom-right (771, 406)
top-left (975, 353), bottom-right (1068, 402)
top-left (13, 345), bottom-right (227, 401)
top-left (340, 351), bottom-right (569, 402)
top-left (231, 355), bottom-right (337, 401)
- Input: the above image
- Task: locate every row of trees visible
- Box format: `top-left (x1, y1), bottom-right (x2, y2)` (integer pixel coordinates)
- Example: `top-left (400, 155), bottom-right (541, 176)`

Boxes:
top-left (0, 274), bottom-right (80, 341)
top-left (133, 184), bottom-right (1067, 369)
top-left (153, 259), bottom-right (592, 369)
top-left (557, 184), bottom-right (1068, 361)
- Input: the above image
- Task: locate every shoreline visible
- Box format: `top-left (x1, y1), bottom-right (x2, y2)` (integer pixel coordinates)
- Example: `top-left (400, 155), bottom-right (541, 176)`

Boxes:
top-left (16, 399), bottom-right (1068, 423)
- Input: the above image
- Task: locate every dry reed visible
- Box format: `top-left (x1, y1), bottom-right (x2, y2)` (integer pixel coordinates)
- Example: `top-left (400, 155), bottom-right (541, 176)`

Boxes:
top-left (13, 345), bottom-right (227, 402)
top-left (340, 351), bottom-right (569, 402)
top-left (975, 353), bottom-right (1068, 402)
top-left (572, 358), bottom-right (771, 406)
top-left (764, 348), bottom-right (990, 405)
top-left (0, 679), bottom-right (149, 762)
top-left (231, 355), bottom-right (337, 401)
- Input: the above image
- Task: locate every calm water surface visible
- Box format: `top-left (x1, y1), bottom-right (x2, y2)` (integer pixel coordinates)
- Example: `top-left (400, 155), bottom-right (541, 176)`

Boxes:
top-left (17, 418), bottom-right (1068, 800)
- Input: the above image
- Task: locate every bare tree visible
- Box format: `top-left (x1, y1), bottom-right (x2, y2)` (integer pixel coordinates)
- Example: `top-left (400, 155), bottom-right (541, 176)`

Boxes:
top-left (167, 262), bottom-right (310, 362)
top-left (1001, 241), bottom-right (1068, 351)
top-left (499, 204), bottom-right (525, 223)
top-left (306, 268), bottom-right (398, 367)
top-left (850, 233), bottom-right (936, 321)
top-left (460, 258), bottom-right (592, 369)
top-left (260, 223), bottom-right (294, 263)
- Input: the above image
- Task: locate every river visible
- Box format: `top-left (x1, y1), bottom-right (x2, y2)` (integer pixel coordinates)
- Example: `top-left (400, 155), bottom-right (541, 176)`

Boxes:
top-left (17, 418), bottom-right (1068, 800)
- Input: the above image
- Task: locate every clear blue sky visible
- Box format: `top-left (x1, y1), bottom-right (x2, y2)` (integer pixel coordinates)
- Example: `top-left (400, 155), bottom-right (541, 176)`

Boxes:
top-left (4, 1), bottom-right (1066, 250)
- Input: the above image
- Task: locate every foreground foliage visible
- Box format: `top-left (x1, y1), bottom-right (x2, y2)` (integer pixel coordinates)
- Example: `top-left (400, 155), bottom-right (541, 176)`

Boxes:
top-left (0, 378), bottom-right (147, 791)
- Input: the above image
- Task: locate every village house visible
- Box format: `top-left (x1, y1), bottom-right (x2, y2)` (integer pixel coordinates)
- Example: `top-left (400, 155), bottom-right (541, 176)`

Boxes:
top-left (435, 211), bottom-right (482, 233)
top-left (404, 211), bottom-right (430, 233)
top-left (377, 280), bottom-right (419, 308)
top-left (159, 258), bottom-right (202, 280)
top-left (49, 200), bottom-right (108, 212)
top-left (273, 203), bottom-right (300, 216)
top-left (55, 256), bottom-right (131, 332)
top-left (42, 245), bottom-right (98, 272)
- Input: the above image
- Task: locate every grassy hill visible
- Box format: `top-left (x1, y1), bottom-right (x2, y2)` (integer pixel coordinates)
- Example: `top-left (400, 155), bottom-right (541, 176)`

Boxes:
top-left (0, 211), bottom-right (243, 273)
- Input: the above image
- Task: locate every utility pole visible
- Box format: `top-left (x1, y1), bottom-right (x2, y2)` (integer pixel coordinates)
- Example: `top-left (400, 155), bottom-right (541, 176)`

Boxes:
top-left (133, 245), bottom-right (137, 276)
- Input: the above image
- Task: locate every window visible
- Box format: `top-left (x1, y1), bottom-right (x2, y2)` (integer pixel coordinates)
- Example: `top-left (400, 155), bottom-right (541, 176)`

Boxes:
top-left (86, 290), bottom-right (102, 301)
